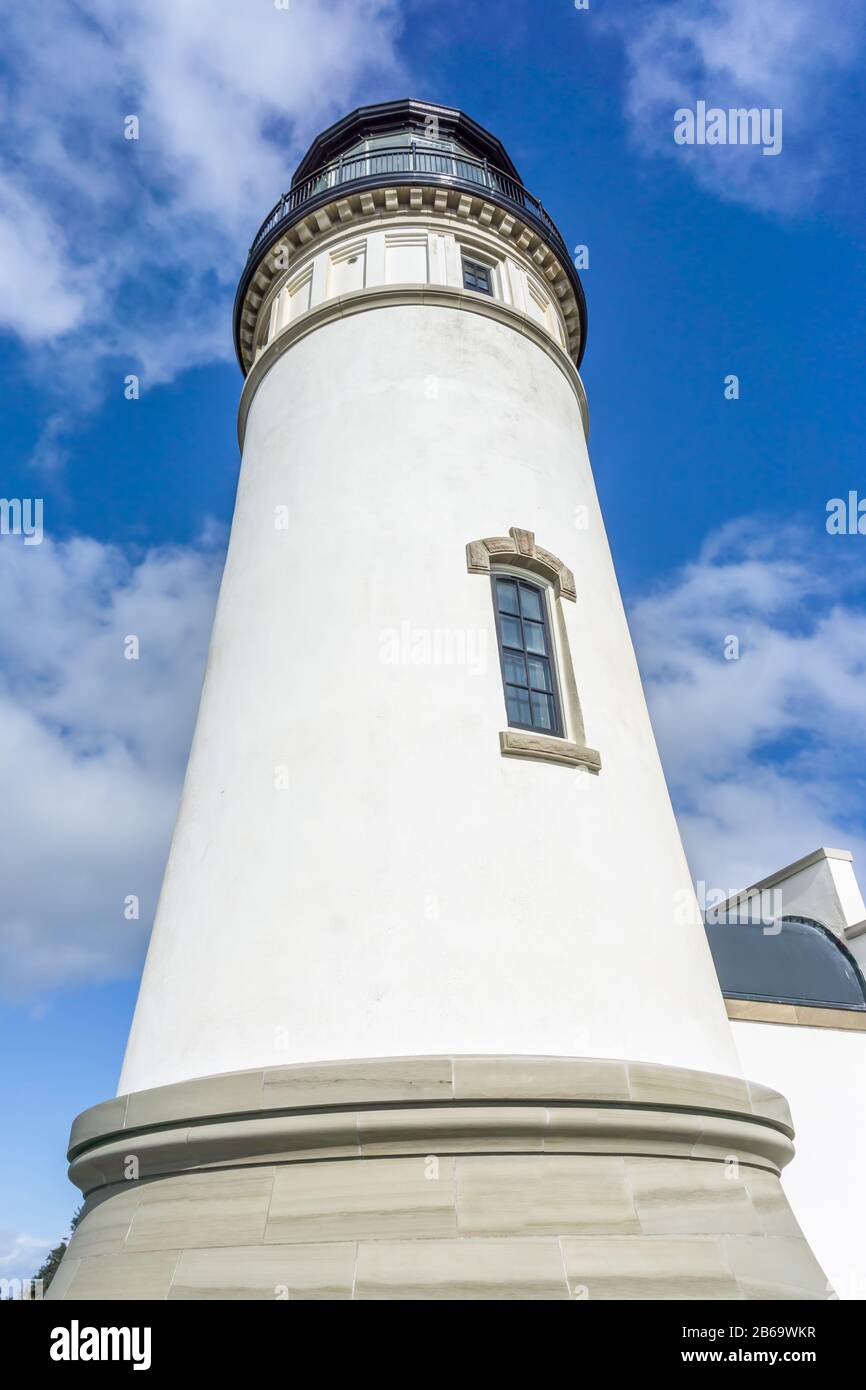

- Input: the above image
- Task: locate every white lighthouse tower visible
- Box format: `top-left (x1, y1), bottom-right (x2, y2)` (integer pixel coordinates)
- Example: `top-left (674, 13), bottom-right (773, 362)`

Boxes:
top-left (50, 102), bottom-right (829, 1301)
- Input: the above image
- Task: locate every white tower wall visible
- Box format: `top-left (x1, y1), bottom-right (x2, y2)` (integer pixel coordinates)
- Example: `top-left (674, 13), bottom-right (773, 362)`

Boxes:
top-left (120, 281), bottom-right (737, 1093)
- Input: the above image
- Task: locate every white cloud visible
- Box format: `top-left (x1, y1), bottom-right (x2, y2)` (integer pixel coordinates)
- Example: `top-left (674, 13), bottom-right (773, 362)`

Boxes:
top-left (0, 530), bottom-right (223, 998)
top-left (0, 178), bottom-right (86, 340)
top-left (0, 1229), bottom-right (55, 1285)
top-left (631, 517), bottom-right (866, 897)
top-left (613, 0), bottom-right (866, 213)
top-left (0, 0), bottom-right (405, 419)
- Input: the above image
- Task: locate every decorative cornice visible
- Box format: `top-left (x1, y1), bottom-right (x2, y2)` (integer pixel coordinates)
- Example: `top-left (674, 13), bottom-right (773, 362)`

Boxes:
top-left (235, 180), bottom-right (585, 373)
top-left (466, 526), bottom-right (577, 601)
top-left (238, 285), bottom-right (589, 450)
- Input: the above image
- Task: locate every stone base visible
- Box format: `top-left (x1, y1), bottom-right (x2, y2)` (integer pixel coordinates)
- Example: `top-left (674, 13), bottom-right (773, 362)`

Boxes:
top-left (47, 1056), bottom-right (832, 1300)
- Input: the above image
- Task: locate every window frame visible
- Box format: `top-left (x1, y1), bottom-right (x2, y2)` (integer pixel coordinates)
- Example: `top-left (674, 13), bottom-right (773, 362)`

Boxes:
top-left (461, 252), bottom-right (496, 297)
top-left (491, 569), bottom-right (565, 738)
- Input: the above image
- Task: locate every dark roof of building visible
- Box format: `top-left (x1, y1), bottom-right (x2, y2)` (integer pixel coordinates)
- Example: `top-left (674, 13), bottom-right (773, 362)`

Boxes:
top-left (705, 913), bottom-right (866, 1011)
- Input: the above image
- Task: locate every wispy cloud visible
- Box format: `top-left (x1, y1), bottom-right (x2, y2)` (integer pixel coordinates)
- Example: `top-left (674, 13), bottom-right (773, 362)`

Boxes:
top-left (632, 517), bottom-right (866, 897)
top-left (0, 180), bottom-right (87, 341)
top-left (612, 0), bottom-right (866, 213)
top-left (0, 0), bottom-right (405, 455)
top-left (0, 529), bottom-right (223, 998)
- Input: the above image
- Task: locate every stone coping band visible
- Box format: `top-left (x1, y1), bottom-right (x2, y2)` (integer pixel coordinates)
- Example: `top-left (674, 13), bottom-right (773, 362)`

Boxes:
top-left (68, 1055), bottom-right (795, 1198)
top-left (726, 997), bottom-right (866, 1030)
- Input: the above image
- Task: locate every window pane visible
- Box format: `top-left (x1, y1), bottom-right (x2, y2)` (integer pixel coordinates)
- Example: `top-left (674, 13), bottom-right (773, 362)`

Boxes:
top-left (523, 621), bottom-right (546, 655)
top-left (500, 615), bottom-right (523, 649)
top-left (530, 691), bottom-right (555, 730)
top-left (506, 685), bottom-right (532, 725)
top-left (526, 655), bottom-right (552, 691)
top-left (495, 578), bottom-right (519, 615)
top-left (519, 585), bottom-right (543, 622)
top-left (503, 651), bottom-right (528, 687)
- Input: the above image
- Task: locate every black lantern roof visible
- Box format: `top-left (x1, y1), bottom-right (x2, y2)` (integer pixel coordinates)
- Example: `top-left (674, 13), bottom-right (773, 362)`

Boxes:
top-left (291, 99), bottom-right (523, 186)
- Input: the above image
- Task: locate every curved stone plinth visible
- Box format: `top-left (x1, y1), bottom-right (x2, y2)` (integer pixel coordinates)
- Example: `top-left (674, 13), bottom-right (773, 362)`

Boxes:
top-left (47, 1056), bottom-right (831, 1301)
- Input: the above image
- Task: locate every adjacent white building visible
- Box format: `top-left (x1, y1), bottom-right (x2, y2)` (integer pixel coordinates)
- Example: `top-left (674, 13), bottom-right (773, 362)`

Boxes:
top-left (705, 847), bottom-right (866, 1301)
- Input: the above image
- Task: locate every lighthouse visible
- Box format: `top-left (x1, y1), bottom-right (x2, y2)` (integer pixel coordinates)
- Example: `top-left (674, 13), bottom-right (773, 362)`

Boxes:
top-left (49, 101), bottom-right (830, 1301)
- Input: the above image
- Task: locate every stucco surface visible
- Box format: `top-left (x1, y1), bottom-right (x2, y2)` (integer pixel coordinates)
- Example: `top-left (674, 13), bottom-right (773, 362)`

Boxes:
top-left (120, 303), bottom-right (737, 1094)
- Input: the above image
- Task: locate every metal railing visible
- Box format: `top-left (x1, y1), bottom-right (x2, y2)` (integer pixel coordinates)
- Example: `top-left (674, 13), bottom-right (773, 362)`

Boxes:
top-left (245, 143), bottom-right (569, 265)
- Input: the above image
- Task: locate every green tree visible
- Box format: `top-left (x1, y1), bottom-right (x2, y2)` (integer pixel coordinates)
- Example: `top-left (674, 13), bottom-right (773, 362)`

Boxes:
top-left (23, 1207), bottom-right (82, 1299)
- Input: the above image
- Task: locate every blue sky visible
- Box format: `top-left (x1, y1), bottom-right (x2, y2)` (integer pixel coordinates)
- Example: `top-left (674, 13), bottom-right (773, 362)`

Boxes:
top-left (2, 0), bottom-right (866, 1278)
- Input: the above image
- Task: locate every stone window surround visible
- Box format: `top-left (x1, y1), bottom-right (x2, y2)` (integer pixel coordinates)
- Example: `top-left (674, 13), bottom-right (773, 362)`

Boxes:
top-left (467, 527), bottom-right (601, 773)
top-left (247, 199), bottom-right (574, 367)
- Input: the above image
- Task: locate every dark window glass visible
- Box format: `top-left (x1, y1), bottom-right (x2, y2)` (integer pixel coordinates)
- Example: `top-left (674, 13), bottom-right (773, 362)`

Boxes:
top-left (704, 914), bottom-right (866, 1011)
top-left (462, 256), bottom-right (494, 295)
top-left (505, 685), bottom-right (532, 725)
top-left (500, 614), bottom-right (523, 649)
top-left (496, 579), bottom-right (519, 615)
top-left (526, 655), bottom-right (552, 691)
top-left (493, 576), bottom-right (563, 736)
top-left (531, 691), bottom-right (555, 729)
top-left (519, 586), bottom-right (543, 622)
top-left (502, 650), bottom-right (527, 686)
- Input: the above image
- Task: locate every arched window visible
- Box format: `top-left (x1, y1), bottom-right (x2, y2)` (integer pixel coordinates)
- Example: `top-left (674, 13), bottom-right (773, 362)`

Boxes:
top-left (466, 526), bottom-right (601, 771)
top-left (492, 573), bottom-right (562, 735)
top-left (705, 914), bottom-right (866, 1011)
